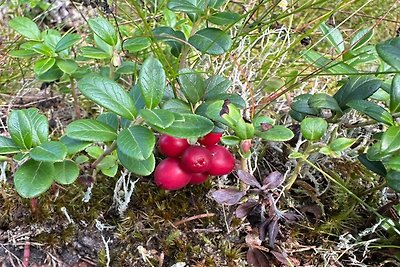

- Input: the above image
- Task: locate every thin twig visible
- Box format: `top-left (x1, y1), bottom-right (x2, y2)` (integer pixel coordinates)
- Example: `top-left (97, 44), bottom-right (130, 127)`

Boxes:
top-left (173, 213), bottom-right (215, 227)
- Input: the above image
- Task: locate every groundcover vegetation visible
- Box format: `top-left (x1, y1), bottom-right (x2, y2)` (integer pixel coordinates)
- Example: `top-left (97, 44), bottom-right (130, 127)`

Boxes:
top-left (0, 0), bottom-right (400, 266)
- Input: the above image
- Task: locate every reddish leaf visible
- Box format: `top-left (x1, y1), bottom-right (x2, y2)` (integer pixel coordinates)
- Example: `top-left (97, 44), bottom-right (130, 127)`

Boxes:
top-left (271, 250), bottom-right (290, 265)
top-left (236, 200), bottom-right (258, 218)
top-left (247, 248), bottom-right (271, 267)
top-left (212, 189), bottom-right (245, 205)
top-left (238, 170), bottom-right (261, 188)
top-left (268, 217), bottom-right (279, 247)
top-left (262, 171), bottom-right (284, 189)
top-left (283, 212), bottom-right (301, 223)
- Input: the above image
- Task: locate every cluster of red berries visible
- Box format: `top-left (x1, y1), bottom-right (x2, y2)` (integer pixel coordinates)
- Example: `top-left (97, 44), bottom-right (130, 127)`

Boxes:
top-left (154, 133), bottom-right (235, 190)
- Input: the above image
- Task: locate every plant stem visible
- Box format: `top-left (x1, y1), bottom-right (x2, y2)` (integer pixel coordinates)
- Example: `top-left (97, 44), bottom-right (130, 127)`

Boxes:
top-left (178, 19), bottom-right (201, 70)
top-left (109, 59), bottom-right (115, 80)
top-left (70, 76), bottom-right (81, 119)
top-left (240, 156), bottom-right (249, 191)
top-left (285, 142), bottom-right (313, 191)
top-left (91, 141), bottom-right (117, 169)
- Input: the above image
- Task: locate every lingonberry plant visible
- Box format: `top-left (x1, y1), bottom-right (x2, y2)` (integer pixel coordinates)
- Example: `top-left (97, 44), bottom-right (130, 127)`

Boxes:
top-left (1, 1), bottom-right (295, 199)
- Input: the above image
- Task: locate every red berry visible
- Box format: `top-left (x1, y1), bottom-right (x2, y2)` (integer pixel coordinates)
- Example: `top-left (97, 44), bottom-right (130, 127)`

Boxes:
top-left (158, 134), bottom-right (189, 157)
top-left (154, 158), bottom-right (191, 190)
top-left (206, 145), bottom-right (235, 176)
top-left (198, 132), bottom-right (223, 146)
top-left (190, 173), bottom-right (209, 184)
top-left (181, 146), bottom-right (212, 173)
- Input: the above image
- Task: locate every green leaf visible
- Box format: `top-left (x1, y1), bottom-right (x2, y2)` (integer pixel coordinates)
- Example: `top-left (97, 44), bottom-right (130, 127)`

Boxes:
top-left (381, 126), bottom-right (400, 154)
top-left (357, 154), bottom-right (386, 176)
top-left (319, 22), bottom-right (344, 53)
top-left (116, 61), bottom-right (139, 75)
top-left (167, 0), bottom-right (206, 13)
top-left (101, 164), bottom-right (118, 177)
top-left (117, 126), bottom-right (155, 160)
top-left (302, 49), bottom-right (358, 74)
top-left (333, 76), bottom-right (382, 109)
top-left (97, 112), bottom-right (119, 131)
top-left (54, 160), bottom-right (80, 185)
top-left (376, 37), bottom-right (400, 70)
top-left (308, 93), bottom-right (342, 112)
top-left (189, 28), bottom-right (232, 55)
top-left (55, 33), bottom-right (80, 52)
top-left (86, 146), bottom-right (104, 158)
top-left (10, 49), bottom-right (38, 58)
top-left (24, 108), bottom-right (48, 146)
top-left (8, 110), bottom-right (33, 149)
top-left (139, 57), bottom-right (166, 109)
top-left (60, 136), bottom-right (91, 155)
top-left (80, 46), bottom-right (111, 59)
top-left (300, 117), bottom-right (328, 141)
top-left (387, 156), bottom-right (400, 172)
top-left (56, 59), bottom-right (78, 75)
top-left (140, 109), bottom-right (175, 129)
top-left (9, 17), bottom-right (41, 41)
top-left (390, 74), bottom-right (400, 113)
top-left (88, 17), bottom-right (117, 47)
top-left (205, 75), bottom-right (232, 98)
top-left (161, 99), bottom-right (192, 113)
top-left (386, 170), bottom-right (400, 192)
top-left (263, 77), bottom-right (285, 93)
top-left (30, 141), bottom-right (67, 162)
top-left (123, 37), bottom-right (151, 53)
top-left (208, 12), bottom-right (241, 25)
top-left (329, 138), bottom-right (356, 152)
top-left (347, 100), bottom-right (393, 126)
top-left (221, 135), bottom-right (240, 146)
top-left (34, 58), bottom-right (56, 76)
top-left (154, 113), bottom-right (214, 138)
top-left (178, 68), bottom-right (206, 104)
top-left (118, 149), bottom-right (155, 176)
top-left (75, 155), bottom-right (89, 164)
top-left (31, 43), bottom-right (54, 56)
top-left (208, 0), bottom-right (226, 8)
top-left (66, 119), bottom-right (117, 142)
top-left (205, 93), bottom-right (246, 109)
top-left (14, 159), bottom-right (54, 198)
top-left (96, 155), bottom-right (116, 170)
top-left (152, 27), bottom-right (186, 57)
top-left (0, 136), bottom-right (20, 154)
top-left (350, 28), bottom-right (373, 50)
top-left (37, 64), bottom-right (63, 82)
top-left (291, 94), bottom-right (319, 116)
top-left (255, 125), bottom-right (294, 142)
top-left (129, 85), bottom-right (146, 111)
top-left (78, 75), bottom-right (137, 120)
top-left (367, 141), bottom-right (387, 161)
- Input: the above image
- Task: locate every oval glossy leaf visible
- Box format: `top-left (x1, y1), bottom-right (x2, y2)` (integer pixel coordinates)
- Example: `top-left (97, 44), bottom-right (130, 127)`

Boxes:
top-left (37, 65), bottom-right (63, 82)
top-left (8, 110), bottom-right (33, 149)
top-left (302, 49), bottom-right (358, 74)
top-left (347, 100), bottom-right (393, 126)
top-left (66, 119), bottom-right (117, 142)
top-left (31, 43), bottom-right (54, 57)
top-left (117, 126), bottom-right (155, 160)
top-left (357, 154), bottom-right (386, 176)
top-left (208, 12), bottom-right (241, 25)
top-left (34, 58), bottom-right (56, 76)
top-left (54, 160), bottom-right (80, 185)
top-left (97, 112), bottom-right (119, 131)
top-left (9, 17), bottom-right (41, 41)
top-left (212, 189), bottom-right (245, 205)
top-left (161, 99), bottom-right (192, 113)
top-left (14, 159), bottom-right (54, 198)
top-left (55, 33), bottom-right (80, 52)
top-left (10, 49), bottom-right (38, 58)
top-left (308, 93), bottom-right (342, 112)
top-left (319, 22), bottom-right (344, 53)
top-left (221, 135), bottom-right (240, 146)
top-left (88, 17), bottom-right (117, 47)
top-left (152, 27), bottom-right (186, 57)
top-left (387, 156), bottom-right (400, 172)
top-left (30, 141), bottom-right (67, 162)
top-left (205, 75), bottom-right (232, 98)
top-left (0, 136), bottom-right (20, 154)
top-left (376, 37), bottom-right (400, 70)
top-left (56, 59), bottom-right (78, 75)
top-left (78, 75), bottom-right (137, 119)
top-left (167, 0), bottom-right (206, 13)
top-left (96, 155), bottom-right (116, 170)
top-left (189, 28), bottom-right (232, 55)
top-left (139, 57), bottom-right (166, 109)
top-left (381, 126), bottom-right (400, 154)
top-left (351, 28), bottom-right (373, 50)
top-left (390, 74), bottom-right (400, 113)
top-left (333, 76), bottom-right (382, 109)
top-left (329, 138), bottom-right (356, 152)
top-left (80, 46), bottom-right (111, 59)
top-left (178, 68), bottom-right (206, 104)
top-left (153, 113), bottom-right (213, 138)
top-left (386, 170), bottom-right (400, 192)
top-left (205, 93), bottom-right (246, 109)
top-left (291, 94), bottom-right (319, 116)
top-left (60, 135), bottom-right (91, 155)
top-left (123, 37), bottom-right (151, 53)
top-left (255, 125), bottom-right (294, 141)
top-left (300, 117), bottom-right (328, 141)
top-left (24, 108), bottom-right (48, 146)
top-left (140, 109), bottom-right (175, 129)
top-left (118, 149), bottom-right (155, 176)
